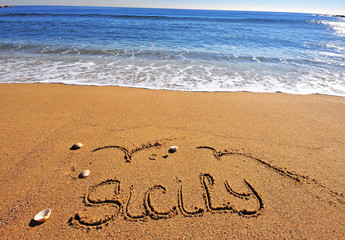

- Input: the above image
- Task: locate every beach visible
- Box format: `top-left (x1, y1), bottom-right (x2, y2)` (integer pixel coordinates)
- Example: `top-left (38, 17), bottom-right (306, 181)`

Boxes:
top-left (0, 83), bottom-right (344, 238)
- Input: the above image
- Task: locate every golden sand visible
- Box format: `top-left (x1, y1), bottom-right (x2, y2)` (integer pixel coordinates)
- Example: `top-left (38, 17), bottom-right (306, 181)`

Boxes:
top-left (0, 83), bottom-right (344, 238)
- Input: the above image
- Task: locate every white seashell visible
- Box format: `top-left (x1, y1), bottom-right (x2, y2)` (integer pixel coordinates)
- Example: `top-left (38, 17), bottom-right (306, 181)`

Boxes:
top-left (169, 146), bottom-right (179, 153)
top-left (79, 170), bottom-right (91, 178)
top-left (71, 142), bottom-right (84, 150)
top-left (34, 208), bottom-right (51, 223)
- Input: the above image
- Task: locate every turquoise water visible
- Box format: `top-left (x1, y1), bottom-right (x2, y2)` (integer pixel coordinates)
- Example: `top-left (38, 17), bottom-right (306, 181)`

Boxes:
top-left (1, 6), bottom-right (345, 96)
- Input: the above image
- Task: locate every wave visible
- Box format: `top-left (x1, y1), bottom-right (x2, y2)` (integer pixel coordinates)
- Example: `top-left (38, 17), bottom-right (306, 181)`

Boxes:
top-left (1, 42), bottom-right (343, 67)
top-left (309, 19), bottom-right (345, 36)
top-left (1, 53), bottom-right (344, 97)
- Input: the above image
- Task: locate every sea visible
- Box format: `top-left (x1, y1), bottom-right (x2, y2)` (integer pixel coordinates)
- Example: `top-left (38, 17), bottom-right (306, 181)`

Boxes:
top-left (1, 6), bottom-right (345, 96)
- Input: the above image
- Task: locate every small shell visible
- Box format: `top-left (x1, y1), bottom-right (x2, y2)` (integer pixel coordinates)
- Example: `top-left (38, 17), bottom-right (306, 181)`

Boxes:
top-left (79, 170), bottom-right (91, 178)
top-left (34, 208), bottom-right (51, 223)
top-left (70, 142), bottom-right (84, 150)
top-left (154, 141), bottom-right (162, 146)
top-left (169, 146), bottom-right (179, 153)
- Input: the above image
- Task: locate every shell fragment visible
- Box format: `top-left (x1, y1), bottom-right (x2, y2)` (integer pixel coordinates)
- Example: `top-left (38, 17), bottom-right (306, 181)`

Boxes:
top-left (169, 146), bottom-right (179, 153)
top-left (79, 170), bottom-right (91, 178)
top-left (34, 208), bottom-right (52, 223)
top-left (70, 142), bottom-right (84, 150)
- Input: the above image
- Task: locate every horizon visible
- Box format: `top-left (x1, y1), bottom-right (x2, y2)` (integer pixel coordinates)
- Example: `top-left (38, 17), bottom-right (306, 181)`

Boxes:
top-left (1, 0), bottom-right (345, 15)
top-left (3, 5), bottom-right (344, 16)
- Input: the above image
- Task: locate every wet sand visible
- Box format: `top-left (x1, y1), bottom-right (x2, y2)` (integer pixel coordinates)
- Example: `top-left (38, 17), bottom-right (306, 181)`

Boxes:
top-left (0, 83), bottom-right (344, 239)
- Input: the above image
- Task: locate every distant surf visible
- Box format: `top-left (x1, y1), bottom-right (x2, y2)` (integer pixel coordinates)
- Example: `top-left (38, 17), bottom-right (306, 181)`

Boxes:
top-left (1, 6), bottom-right (344, 96)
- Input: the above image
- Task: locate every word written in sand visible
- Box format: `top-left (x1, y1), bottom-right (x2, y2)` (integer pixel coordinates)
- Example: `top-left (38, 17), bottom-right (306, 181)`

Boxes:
top-left (69, 174), bottom-right (264, 228)
top-left (69, 142), bottom-right (344, 229)
top-left (68, 142), bottom-right (293, 228)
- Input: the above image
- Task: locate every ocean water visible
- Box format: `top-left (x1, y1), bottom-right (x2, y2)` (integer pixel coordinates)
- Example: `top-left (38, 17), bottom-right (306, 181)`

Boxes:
top-left (1, 6), bottom-right (345, 96)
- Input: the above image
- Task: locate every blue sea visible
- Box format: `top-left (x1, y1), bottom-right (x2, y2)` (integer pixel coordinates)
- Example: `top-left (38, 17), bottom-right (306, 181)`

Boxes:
top-left (1, 6), bottom-right (345, 96)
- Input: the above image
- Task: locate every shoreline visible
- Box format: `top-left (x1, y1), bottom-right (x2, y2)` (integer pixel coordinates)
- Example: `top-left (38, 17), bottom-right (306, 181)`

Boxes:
top-left (1, 83), bottom-right (344, 238)
top-left (2, 82), bottom-right (345, 98)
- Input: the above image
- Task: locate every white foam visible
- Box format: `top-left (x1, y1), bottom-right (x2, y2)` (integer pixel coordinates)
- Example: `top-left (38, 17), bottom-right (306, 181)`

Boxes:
top-left (0, 52), bottom-right (344, 97)
top-left (316, 19), bottom-right (345, 37)
top-left (327, 21), bottom-right (345, 37)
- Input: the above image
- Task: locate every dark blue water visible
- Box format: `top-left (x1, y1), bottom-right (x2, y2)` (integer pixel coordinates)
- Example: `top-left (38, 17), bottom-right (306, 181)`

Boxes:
top-left (1, 6), bottom-right (345, 96)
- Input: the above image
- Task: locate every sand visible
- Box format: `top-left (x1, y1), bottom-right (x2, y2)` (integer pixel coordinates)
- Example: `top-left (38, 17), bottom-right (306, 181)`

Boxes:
top-left (0, 83), bottom-right (344, 239)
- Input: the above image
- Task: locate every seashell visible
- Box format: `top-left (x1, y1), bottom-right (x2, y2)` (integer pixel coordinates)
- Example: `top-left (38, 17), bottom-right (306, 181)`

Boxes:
top-left (70, 142), bottom-right (84, 150)
top-left (154, 141), bottom-right (162, 146)
top-left (34, 208), bottom-right (51, 223)
top-left (169, 146), bottom-right (179, 153)
top-left (79, 170), bottom-right (91, 178)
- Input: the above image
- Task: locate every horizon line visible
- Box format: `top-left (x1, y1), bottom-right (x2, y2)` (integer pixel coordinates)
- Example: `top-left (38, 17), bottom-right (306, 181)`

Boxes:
top-left (5, 5), bottom-right (339, 16)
